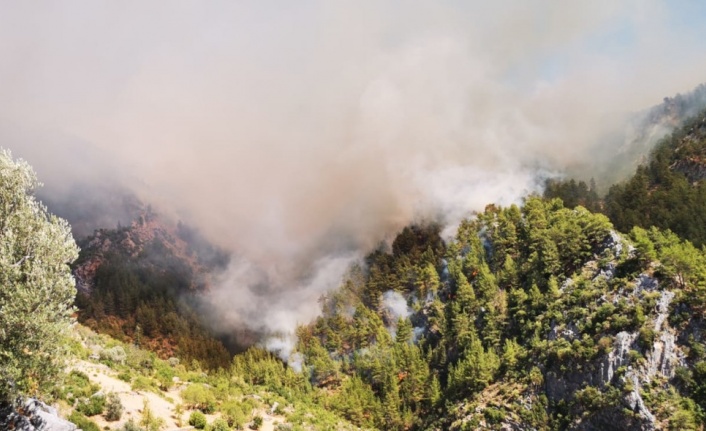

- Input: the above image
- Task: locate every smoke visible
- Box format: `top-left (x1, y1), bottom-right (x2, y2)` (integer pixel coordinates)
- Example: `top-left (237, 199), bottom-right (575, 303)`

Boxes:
top-left (2, 1), bottom-right (706, 352)
top-left (198, 251), bottom-right (358, 351)
top-left (382, 291), bottom-right (412, 322)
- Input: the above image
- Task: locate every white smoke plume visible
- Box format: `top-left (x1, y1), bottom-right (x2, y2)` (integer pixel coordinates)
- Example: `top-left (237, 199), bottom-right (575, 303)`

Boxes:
top-left (2, 1), bottom-right (706, 354)
top-left (382, 291), bottom-right (412, 322)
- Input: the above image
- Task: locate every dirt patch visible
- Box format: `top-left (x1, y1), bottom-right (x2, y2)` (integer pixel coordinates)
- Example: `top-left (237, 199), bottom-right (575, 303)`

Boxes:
top-left (72, 360), bottom-right (189, 430)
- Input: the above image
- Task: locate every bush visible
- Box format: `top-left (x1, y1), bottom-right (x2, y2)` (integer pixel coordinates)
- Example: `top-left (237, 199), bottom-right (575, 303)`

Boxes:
top-left (638, 326), bottom-right (656, 350)
top-left (181, 384), bottom-right (217, 413)
top-left (222, 400), bottom-right (248, 429)
top-left (117, 371), bottom-right (133, 383)
top-left (207, 418), bottom-right (230, 431)
top-left (132, 376), bottom-right (157, 392)
top-left (140, 398), bottom-right (165, 431)
top-left (76, 394), bottom-right (106, 416)
top-left (101, 346), bottom-right (127, 364)
top-left (155, 365), bottom-right (175, 391)
top-left (483, 407), bottom-right (505, 425)
top-left (62, 370), bottom-right (99, 402)
top-left (189, 411), bottom-right (207, 429)
top-left (118, 419), bottom-right (143, 431)
top-left (251, 415), bottom-right (263, 430)
top-left (68, 411), bottom-right (100, 431)
top-left (105, 392), bottom-right (124, 421)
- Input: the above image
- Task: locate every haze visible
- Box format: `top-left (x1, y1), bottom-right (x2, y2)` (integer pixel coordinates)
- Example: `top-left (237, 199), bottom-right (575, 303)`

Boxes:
top-left (1, 1), bottom-right (706, 346)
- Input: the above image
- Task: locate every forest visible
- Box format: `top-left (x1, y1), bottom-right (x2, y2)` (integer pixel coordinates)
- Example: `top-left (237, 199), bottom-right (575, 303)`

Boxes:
top-left (64, 104), bottom-right (706, 430)
top-left (5, 100), bottom-right (706, 430)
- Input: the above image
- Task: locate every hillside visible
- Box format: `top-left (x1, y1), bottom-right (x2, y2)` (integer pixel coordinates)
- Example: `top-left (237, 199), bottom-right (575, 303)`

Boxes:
top-left (605, 106), bottom-right (706, 248)
top-left (10, 198), bottom-right (706, 431)
top-left (5, 135), bottom-right (706, 430)
top-left (7, 89), bottom-right (706, 430)
top-left (50, 324), bottom-right (364, 431)
top-left (287, 198), bottom-right (706, 430)
top-left (581, 82), bottom-right (706, 188)
top-left (73, 207), bottom-right (233, 369)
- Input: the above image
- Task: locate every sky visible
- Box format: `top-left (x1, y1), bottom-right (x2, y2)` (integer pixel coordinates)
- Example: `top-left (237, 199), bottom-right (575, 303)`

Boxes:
top-left (1, 1), bottom-right (705, 347)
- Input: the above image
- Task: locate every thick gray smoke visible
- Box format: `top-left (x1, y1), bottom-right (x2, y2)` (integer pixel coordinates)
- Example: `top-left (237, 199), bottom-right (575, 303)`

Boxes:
top-left (2, 1), bottom-right (706, 351)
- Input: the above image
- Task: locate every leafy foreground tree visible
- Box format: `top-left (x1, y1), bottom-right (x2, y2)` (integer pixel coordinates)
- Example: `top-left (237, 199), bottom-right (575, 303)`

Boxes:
top-left (0, 150), bottom-right (79, 402)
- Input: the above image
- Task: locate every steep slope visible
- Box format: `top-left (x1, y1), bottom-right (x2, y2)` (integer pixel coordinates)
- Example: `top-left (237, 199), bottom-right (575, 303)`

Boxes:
top-left (73, 208), bottom-right (232, 369)
top-left (586, 82), bottom-right (706, 188)
top-left (605, 106), bottom-right (706, 247)
top-left (290, 198), bottom-right (706, 430)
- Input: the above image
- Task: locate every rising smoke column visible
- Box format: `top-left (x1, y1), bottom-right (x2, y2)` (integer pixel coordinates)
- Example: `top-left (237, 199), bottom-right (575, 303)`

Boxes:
top-left (1, 1), bottom-right (706, 351)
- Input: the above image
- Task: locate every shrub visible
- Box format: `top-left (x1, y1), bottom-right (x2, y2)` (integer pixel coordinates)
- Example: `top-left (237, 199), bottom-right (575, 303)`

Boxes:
top-left (68, 411), bottom-right (100, 431)
top-left (251, 415), bottom-right (263, 430)
top-left (222, 400), bottom-right (247, 429)
top-left (181, 384), bottom-right (217, 413)
top-left (101, 346), bottom-right (127, 364)
top-left (189, 411), bottom-right (207, 429)
top-left (638, 326), bottom-right (656, 350)
top-left (76, 394), bottom-right (106, 416)
top-left (132, 376), bottom-right (157, 392)
top-left (155, 366), bottom-right (175, 391)
top-left (117, 372), bottom-right (132, 383)
top-left (140, 398), bottom-right (165, 431)
top-left (483, 407), bottom-right (505, 425)
top-left (62, 370), bottom-right (99, 402)
top-left (118, 419), bottom-right (143, 431)
top-left (105, 392), bottom-right (124, 421)
top-left (207, 418), bottom-right (230, 431)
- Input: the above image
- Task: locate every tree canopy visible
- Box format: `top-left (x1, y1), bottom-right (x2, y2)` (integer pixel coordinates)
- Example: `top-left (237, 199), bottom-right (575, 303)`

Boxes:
top-left (0, 150), bottom-right (79, 402)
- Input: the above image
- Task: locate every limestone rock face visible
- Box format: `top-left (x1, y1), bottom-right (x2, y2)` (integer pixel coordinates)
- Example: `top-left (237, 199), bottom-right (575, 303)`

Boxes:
top-left (0, 399), bottom-right (77, 431)
top-left (541, 231), bottom-right (687, 431)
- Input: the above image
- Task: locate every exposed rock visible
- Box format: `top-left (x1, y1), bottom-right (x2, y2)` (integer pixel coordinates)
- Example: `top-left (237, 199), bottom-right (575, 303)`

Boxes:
top-left (0, 398), bottom-right (76, 431)
top-left (624, 373), bottom-right (656, 429)
top-left (635, 274), bottom-right (659, 293)
top-left (599, 331), bottom-right (638, 386)
top-left (603, 230), bottom-right (625, 258)
top-left (671, 156), bottom-right (706, 183)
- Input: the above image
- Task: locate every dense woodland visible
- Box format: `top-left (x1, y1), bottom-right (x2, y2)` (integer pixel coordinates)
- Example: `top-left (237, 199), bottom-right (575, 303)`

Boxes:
top-left (605, 110), bottom-right (706, 247)
top-left (74, 220), bottom-right (232, 370)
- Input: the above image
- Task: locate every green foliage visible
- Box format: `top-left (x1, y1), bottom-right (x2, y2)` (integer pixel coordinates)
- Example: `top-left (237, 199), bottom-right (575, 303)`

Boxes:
top-left (132, 375), bottom-right (158, 393)
top-left (181, 383), bottom-right (217, 413)
top-left (61, 370), bottom-right (99, 403)
top-left (483, 407), bottom-right (505, 425)
top-left (606, 109), bottom-right (706, 248)
top-left (68, 411), bottom-right (100, 431)
top-left (543, 178), bottom-right (601, 213)
top-left (252, 415), bottom-right (263, 430)
top-left (105, 391), bottom-right (124, 421)
top-left (0, 150), bottom-right (79, 402)
top-left (101, 346), bottom-right (127, 364)
top-left (74, 223), bottom-right (231, 369)
top-left (207, 418), bottom-right (230, 431)
top-left (117, 419), bottom-right (144, 431)
top-left (330, 376), bottom-right (382, 427)
top-left (140, 398), bottom-right (165, 431)
top-left (75, 393), bottom-right (105, 416)
top-left (189, 411), bottom-right (207, 429)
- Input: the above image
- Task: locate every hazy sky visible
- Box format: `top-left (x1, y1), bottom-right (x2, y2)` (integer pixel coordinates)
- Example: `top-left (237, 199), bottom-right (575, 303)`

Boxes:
top-left (2, 1), bottom-right (705, 344)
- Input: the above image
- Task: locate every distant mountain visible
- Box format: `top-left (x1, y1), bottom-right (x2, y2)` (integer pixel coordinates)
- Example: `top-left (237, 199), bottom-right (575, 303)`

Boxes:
top-left (605, 105), bottom-right (706, 247)
top-left (578, 82), bottom-right (706, 189)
